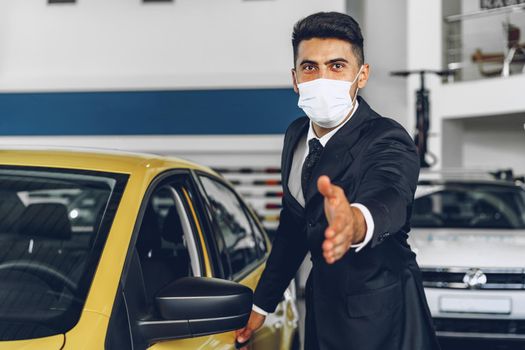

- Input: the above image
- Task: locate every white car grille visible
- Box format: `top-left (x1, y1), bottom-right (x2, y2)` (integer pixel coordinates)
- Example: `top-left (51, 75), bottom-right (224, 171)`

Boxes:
top-left (421, 267), bottom-right (525, 290)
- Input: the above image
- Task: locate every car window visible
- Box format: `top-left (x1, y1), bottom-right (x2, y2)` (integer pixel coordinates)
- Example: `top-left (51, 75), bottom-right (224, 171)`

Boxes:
top-left (0, 166), bottom-right (127, 341)
top-left (135, 184), bottom-right (198, 300)
top-left (412, 183), bottom-right (525, 229)
top-left (198, 176), bottom-right (260, 280)
top-left (245, 206), bottom-right (268, 256)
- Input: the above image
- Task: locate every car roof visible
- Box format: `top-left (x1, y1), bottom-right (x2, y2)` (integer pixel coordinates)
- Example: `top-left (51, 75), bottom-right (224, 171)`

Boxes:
top-left (418, 179), bottom-right (517, 187)
top-left (0, 146), bottom-right (217, 176)
top-left (418, 169), bottom-right (522, 188)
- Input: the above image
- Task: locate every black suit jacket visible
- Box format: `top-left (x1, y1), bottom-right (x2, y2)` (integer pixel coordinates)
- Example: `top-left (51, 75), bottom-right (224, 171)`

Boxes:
top-left (253, 97), bottom-right (440, 350)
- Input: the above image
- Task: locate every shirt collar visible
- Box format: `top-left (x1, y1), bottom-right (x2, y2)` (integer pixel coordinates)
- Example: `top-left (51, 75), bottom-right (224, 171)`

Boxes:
top-left (307, 99), bottom-right (360, 147)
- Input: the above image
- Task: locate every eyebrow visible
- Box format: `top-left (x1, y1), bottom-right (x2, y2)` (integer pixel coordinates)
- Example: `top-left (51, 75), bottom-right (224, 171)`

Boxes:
top-left (299, 58), bottom-right (350, 66)
top-left (326, 58), bottom-right (349, 64)
top-left (299, 59), bottom-right (318, 66)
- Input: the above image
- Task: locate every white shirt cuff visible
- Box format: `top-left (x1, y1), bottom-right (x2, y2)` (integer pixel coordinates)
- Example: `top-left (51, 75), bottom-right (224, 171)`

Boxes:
top-left (252, 304), bottom-right (269, 316)
top-left (350, 203), bottom-right (374, 253)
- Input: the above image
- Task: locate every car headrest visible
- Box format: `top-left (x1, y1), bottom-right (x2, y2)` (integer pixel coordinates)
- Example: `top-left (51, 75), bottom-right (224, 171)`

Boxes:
top-left (161, 207), bottom-right (185, 245)
top-left (0, 191), bottom-right (26, 233)
top-left (136, 203), bottom-right (162, 257)
top-left (18, 203), bottom-right (72, 240)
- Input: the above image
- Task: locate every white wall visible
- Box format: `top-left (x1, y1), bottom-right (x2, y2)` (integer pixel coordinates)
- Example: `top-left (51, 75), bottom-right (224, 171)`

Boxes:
top-left (360, 0), bottom-right (409, 128)
top-left (0, 134), bottom-right (284, 168)
top-left (442, 115), bottom-right (525, 174)
top-left (406, 0), bottom-right (443, 168)
top-left (345, 0), bottom-right (409, 128)
top-left (439, 73), bottom-right (524, 119)
top-left (462, 115), bottom-right (525, 174)
top-left (0, 0), bottom-right (345, 92)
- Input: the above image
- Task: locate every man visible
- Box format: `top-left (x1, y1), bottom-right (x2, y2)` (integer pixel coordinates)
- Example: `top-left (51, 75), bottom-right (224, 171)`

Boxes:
top-left (236, 12), bottom-right (440, 350)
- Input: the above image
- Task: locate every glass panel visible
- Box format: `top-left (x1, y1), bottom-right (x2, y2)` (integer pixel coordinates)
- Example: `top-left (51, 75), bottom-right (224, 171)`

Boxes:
top-left (246, 206), bottom-right (268, 257)
top-left (0, 167), bottom-right (127, 341)
top-left (412, 183), bottom-right (525, 229)
top-left (136, 185), bottom-right (194, 300)
top-left (199, 176), bottom-right (258, 279)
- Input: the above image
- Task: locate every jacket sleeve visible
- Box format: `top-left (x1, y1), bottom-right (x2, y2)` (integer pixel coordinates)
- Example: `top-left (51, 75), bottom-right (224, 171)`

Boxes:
top-left (253, 201), bottom-right (308, 313)
top-left (354, 119), bottom-right (420, 248)
top-left (253, 121), bottom-right (309, 313)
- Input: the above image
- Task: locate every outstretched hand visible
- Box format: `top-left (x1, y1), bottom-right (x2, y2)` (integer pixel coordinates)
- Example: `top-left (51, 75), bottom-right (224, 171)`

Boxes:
top-left (317, 175), bottom-right (366, 264)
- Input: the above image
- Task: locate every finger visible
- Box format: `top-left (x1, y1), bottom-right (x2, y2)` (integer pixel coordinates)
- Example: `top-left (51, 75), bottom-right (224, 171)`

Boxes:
top-left (331, 237), bottom-right (354, 259)
top-left (324, 224), bottom-right (338, 240)
top-left (323, 229), bottom-right (347, 251)
top-left (324, 248), bottom-right (345, 264)
top-left (324, 212), bottom-right (347, 237)
top-left (236, 337), bottom-right (251, 350)
top-left (317, 176), bottom-right (336, 199)
top-left (324, 230), bottom-right (353, 259)
top-left (332, 242), bottom-right (351, 258)
top-left (325, 255), bottom-right (336, 264)
top-left (236, 328), bottom-right (252, 343)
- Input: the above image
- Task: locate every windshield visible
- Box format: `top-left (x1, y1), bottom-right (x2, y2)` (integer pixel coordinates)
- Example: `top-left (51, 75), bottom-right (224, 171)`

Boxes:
top-left (0, 166), bottom-right (127, 341)
top-left (412, 183), bottom-right (525, 229)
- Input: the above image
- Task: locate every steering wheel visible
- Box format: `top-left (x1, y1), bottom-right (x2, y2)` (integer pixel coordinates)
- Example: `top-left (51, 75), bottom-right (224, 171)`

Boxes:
top-left (0, 260), bottom-right (77, 293)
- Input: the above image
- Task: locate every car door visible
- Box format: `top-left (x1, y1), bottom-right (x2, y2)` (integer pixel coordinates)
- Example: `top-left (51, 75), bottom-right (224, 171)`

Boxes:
top-left (147, 175), bottom-right (240, 350)
top-left (106, 170), bottom-right (226, 350)
top-left (244, 205), bottom-right (300, 350)
top-left (193, 172), bottom-right (293, 350)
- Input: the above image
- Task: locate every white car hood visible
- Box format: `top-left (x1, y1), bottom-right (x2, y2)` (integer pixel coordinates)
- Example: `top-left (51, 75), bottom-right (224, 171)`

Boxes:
top-left (408, 228), bottom-right (525, 269)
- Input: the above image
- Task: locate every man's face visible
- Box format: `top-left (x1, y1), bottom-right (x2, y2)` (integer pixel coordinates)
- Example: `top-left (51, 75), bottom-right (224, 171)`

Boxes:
top-left (292, 38), bottom-right (369, 96)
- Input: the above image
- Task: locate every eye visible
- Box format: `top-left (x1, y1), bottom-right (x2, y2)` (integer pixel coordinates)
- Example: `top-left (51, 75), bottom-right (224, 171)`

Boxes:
top-left (302, 64), bottom-right (317, 72)
top-left (331, 63), bottom-right (345, 71)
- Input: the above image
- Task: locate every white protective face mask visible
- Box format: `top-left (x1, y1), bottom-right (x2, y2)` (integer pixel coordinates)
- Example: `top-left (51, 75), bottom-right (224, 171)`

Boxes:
top-left (297, 65), bottom-right (363, 128)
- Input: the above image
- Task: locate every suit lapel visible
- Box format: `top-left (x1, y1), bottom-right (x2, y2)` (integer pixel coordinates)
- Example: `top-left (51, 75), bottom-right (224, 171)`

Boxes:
top-left (304, 97), bottom-right (374, 203)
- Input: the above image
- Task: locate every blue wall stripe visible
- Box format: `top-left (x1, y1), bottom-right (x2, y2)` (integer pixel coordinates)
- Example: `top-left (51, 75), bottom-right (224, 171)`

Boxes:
top-left (0, 88), bottom-right (303, 135)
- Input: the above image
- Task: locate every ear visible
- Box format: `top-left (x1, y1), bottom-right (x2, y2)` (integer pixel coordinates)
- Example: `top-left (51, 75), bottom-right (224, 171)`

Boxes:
top-left (357, 64), bottom-right (370, 89)
top-left (291, 68), bottom-right (299, 94)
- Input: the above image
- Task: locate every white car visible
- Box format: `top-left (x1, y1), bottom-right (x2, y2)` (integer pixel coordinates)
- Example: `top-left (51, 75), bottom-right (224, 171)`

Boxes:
top-left (408, 170), bottom-right (525, 344)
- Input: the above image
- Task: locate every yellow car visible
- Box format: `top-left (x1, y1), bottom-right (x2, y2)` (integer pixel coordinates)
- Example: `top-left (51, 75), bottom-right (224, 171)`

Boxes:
top-left (0, 148), bottom-right (300, 350)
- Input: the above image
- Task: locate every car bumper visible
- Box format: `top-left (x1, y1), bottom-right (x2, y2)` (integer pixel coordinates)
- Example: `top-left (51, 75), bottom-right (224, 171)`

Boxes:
top-left (424, 287), bottom-right (525, 340)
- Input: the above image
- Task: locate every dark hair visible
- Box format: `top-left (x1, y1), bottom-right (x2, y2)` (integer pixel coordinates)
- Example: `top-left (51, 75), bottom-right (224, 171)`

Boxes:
top-left (292, 12), bottom-right (364, 67)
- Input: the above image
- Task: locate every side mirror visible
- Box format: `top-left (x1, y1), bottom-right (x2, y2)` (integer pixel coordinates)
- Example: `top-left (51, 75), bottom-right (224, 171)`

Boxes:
top-left (138, 277), bottom-right (253, 344)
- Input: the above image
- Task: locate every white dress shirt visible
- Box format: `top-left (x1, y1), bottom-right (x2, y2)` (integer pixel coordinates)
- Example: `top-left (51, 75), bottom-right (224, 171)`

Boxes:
top-left (253, 100), bottom-right (375, 316)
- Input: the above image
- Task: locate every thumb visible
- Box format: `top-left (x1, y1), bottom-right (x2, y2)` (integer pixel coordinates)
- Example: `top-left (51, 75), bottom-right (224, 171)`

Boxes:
top-left (317, 175), bottom-right (335, 199)
top-left (236, 327), bottom-right (253, 343)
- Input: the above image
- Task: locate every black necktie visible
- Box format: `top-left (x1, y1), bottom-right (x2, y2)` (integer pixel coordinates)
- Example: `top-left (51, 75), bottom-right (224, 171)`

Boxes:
top-left (301, 138), bottom-right (324, 199)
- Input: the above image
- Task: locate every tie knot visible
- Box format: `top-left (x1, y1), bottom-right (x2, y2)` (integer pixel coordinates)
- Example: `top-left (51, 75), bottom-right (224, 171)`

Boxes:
top-left (308, 138), bottom-right (323, 154)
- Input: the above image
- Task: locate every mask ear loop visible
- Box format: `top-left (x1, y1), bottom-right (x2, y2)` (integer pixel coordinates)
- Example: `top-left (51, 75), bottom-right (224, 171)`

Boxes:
top-left (351, 65), bottom-right (364, 103)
